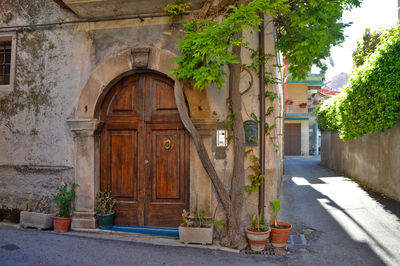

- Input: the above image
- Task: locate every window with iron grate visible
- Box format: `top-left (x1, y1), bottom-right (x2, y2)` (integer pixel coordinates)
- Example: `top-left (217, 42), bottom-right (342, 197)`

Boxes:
top-left (0, 41), bottom-right (12, 85)
top-left (0, 33), bottom-right (16, 94)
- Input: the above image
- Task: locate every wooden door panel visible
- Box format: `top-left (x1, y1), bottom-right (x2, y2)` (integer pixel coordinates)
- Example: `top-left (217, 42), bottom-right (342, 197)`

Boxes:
top-left (146, 75), bottom-right (180, 123)
top-left (152, 130), bottom-right (183, 200)
top-left (109, 131), bottom-right (137, 198)
top-left (108, 130), bottom-right (139, 225)
top-left (145, 127), bottom-right (189, 227)
top-left (107, 76), bottom-right (139, 117)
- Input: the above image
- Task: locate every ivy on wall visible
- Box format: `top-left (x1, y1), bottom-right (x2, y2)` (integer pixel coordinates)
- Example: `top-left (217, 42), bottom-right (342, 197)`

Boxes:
top-left (316, 26), bottom-right (400, 140)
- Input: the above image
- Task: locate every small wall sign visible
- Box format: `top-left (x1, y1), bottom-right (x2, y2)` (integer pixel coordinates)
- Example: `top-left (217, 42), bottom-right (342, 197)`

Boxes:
top-left (244, 120), bottom-right (258, 146)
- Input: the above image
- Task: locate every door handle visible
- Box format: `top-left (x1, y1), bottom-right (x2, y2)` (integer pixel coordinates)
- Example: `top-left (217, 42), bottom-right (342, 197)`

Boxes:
top-left (164, 139), bottom-right (171, 150)
top-left (145, 159), bottom-right (149, 164)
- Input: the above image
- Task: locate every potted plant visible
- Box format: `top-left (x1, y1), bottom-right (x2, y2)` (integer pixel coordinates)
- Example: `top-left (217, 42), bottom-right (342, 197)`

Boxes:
top-left (52, 183), bottom-right (78, 232)
top-left (299, 102), bottom-right (307, 108)
top-left (270, 198), bottom-right (292, 248)
top-left (95, 190), bottom-right (116, 229)
top-left (244, 212), bottom-right (271, 252)
top-left (285, 99), bottom-right (293, 105)
top-left (20, 195), bottom-right (55, 230)
top-left (179, 207), bottom-right (213, 245)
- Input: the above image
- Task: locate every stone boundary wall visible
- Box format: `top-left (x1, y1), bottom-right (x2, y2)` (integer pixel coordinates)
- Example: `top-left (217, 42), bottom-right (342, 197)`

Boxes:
top-left (321, 122), bottom-right (400, 202)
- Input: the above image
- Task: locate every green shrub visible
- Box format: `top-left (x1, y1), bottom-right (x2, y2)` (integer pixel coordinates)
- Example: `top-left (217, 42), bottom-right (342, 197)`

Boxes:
top-left (95, 190), bottom-right (116, 215)
top-left (53, 183), bottom-right (78, 218)
top-left (316, 25), bottom-right (400, 140)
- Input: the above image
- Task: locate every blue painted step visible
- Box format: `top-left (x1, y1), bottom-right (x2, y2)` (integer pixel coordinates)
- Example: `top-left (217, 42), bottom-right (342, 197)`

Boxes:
top-left (104, 225), bottom-right (179, 238)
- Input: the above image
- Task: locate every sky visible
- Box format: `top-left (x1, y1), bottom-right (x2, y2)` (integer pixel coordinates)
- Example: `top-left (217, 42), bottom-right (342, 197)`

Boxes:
top-left (324, 0), bottom-right (398, 81)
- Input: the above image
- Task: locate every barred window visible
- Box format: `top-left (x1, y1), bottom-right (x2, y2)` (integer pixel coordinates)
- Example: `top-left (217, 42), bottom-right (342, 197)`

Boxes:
top-left (0, 41), bottom-right (11, 85)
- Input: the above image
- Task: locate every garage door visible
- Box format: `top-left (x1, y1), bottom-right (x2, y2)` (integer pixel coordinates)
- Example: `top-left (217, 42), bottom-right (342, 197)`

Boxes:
top-left (284, 123), bottom-right (301, 156)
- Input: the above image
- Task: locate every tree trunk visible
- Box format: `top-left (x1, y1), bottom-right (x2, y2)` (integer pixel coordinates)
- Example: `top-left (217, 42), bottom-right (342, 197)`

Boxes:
top-left (229, 31), bottom-right (246, 221)
top-left (174, 82), bottom-right (247, 249)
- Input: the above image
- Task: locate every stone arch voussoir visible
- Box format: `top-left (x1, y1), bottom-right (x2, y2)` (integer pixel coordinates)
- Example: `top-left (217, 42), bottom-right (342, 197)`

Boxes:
top-left (75, 47), bottom-right (179, 119)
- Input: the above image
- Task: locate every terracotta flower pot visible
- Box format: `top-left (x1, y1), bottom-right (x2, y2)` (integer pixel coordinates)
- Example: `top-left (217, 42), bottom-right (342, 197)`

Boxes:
top-left (270, 221), bottom-right (292, 248)
top-left (244, 226), bottom-right (271, 252)
top-left (53, 216), bottom-right (71, 232)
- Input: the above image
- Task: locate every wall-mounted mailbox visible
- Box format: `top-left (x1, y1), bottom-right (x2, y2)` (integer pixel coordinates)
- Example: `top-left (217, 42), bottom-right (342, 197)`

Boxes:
top-left (216, 129), bottom-right (228, 147)
top-left (244, 120), bottom-right (258, 146)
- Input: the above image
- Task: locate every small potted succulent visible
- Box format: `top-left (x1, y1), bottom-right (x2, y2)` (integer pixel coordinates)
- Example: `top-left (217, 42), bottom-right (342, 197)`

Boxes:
top-left (20, 195), bottom-right (55, 230)
top-left (52, 183), bottom-right (78, 232)
top-left (244, 212), bottom-right (271, 252)
top-left (270, 198), bottom-right (292, 248)
top-left (95, 190), bottom-right (116, 229)
top-left (179, 206), bottom-right (213, 245)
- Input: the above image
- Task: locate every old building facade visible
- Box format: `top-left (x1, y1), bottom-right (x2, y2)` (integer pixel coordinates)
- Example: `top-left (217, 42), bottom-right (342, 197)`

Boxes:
top-left (0, 0), bottom-right (284, 230)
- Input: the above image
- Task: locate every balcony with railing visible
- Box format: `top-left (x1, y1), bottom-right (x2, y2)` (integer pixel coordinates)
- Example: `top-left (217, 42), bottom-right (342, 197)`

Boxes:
top-left (285, 100), bottom-right (309, 114)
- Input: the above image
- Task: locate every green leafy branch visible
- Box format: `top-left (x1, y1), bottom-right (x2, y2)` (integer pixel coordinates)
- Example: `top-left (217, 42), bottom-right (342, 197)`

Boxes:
top-left (244, 150), bottom-right (265, 194)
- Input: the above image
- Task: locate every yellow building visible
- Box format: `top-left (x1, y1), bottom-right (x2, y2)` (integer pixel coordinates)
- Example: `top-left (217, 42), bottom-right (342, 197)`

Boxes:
top-left (284, 74), bottom-right (324, 156)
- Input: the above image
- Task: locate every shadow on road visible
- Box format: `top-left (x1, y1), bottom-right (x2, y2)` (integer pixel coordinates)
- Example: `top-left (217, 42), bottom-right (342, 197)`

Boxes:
top-left (279, 156), bottom-right (400, 265)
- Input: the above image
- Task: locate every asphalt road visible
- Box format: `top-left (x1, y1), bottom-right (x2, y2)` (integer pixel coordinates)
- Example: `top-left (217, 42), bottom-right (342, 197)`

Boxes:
top-left (280, 156), bottom-right (400, 266)
top-left (0, 225), bottom-right (284, 266)
top-left (1, 156), bottom-right (400, 266)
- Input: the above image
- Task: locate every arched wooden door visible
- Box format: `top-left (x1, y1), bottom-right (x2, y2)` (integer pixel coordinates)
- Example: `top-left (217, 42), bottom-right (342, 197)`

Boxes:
top-left (99, 73), bottom-right (189, 227)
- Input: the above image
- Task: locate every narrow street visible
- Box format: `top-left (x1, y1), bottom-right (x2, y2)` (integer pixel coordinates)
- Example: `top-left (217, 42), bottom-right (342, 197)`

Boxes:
top-left (280, 156), bottom-right (400, 265)
top-left (1, 157), bottom-right (400, 266)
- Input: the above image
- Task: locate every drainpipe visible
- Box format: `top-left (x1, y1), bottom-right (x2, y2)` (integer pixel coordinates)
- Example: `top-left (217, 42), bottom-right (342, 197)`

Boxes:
top-left (258, 13), bottom-right (266, 218)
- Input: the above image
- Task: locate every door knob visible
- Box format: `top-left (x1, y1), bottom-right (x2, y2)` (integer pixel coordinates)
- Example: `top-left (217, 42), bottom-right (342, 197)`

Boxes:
top-left (145, 159), bottom-right (149, 164)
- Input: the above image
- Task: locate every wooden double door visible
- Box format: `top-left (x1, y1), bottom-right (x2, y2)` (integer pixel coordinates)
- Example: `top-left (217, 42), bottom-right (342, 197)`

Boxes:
top-left (100, 73), bottom-right (189, 227)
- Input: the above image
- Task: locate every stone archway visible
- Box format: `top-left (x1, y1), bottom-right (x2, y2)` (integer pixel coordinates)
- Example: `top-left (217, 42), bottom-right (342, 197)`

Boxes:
top-left (66, 47), bottom-right (184, 229)
top-left (67, 46), bottom-right (215, 229)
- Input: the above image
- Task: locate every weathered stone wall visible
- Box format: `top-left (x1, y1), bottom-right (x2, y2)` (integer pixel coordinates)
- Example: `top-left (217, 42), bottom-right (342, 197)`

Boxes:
top-left (321, 123), bottom-right (400, 202)
top-left (0, 0), bottom-right (81, 211)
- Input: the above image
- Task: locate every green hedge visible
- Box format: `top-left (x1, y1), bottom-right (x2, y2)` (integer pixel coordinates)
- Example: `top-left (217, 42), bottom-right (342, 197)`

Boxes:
top-left (316, 26), bottom-right (400, 140)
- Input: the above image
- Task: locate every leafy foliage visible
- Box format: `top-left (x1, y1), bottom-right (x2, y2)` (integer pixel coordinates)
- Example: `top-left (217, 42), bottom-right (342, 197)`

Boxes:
top-left (53, 183), bottom-right (78, 218)
top-left (164, 0), bottom-right (192, 23)
top-left (172, 0), bottom-right (360, 89)
top-left (316, 26), bottom-right (400, 140)
top-left (95, 190), bottom-right (116, 215)
top-left (275, 0), bottom-right (361, 79)
top-left (352, 28), bottom-right (383, 68)
top-left (249, 213), bottom-right (269, 232)
top-left (244, 151), bottom-right (265, 194)
top-left (352, 27), bottom-right (396, 68)
top-left (272, 198), bottom-right (280, 227)
top-left (181, 206), bottom-right (211, 228)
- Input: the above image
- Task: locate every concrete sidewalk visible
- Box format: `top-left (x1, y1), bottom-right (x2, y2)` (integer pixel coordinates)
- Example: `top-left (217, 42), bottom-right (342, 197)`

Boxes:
top-left (280, 156), bottom-right (400, 266)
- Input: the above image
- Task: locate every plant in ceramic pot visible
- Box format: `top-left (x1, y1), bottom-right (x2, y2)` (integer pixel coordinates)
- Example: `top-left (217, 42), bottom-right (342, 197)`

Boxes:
top-left (95, 190), bottom-right (116, 229)
top-left (52, 183), bottom-right (78, 232)
top-left (270, 198), bottom-right (292, 248)
top-left (20, 195), bottom-right (55, 230)
top-left (179, 206), bottom-right (214, 245)
top-left (244, 212), bottom-right (271, 252)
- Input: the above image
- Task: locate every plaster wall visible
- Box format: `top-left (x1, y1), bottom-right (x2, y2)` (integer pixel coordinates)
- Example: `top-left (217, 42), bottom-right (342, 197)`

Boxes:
top-left (321, 123), bottom-right (400, 202)
top-left (287, 83), bottom-right (308, 102)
